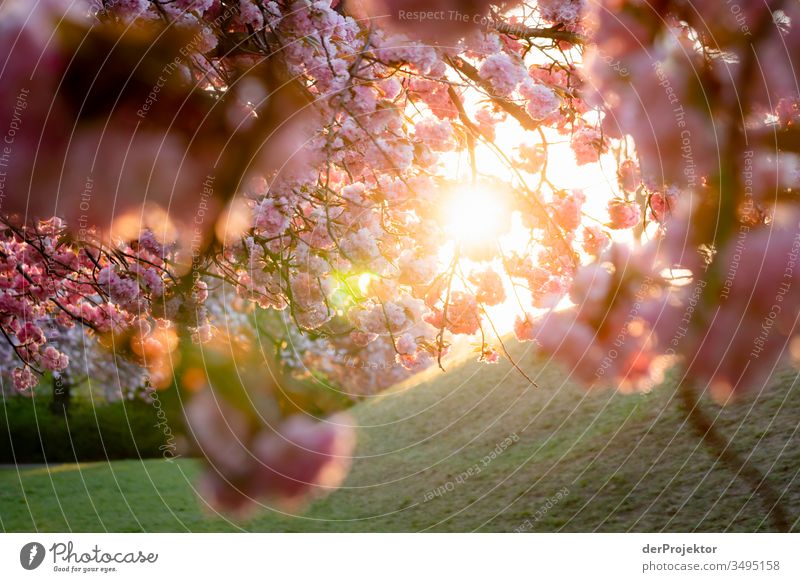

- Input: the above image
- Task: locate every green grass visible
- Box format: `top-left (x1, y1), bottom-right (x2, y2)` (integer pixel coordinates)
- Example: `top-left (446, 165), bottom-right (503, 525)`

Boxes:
top-left (2, 349), bottom-right (799, 532)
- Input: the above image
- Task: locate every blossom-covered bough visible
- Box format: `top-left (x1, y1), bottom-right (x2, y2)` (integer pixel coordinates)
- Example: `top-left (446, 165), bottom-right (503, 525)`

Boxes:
top-left (0, 0), bottom-right (797, 523)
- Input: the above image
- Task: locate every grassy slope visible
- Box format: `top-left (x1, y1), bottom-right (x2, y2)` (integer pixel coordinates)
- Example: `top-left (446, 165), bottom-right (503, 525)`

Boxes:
top-left (1, 348), bottom-right (799, 532)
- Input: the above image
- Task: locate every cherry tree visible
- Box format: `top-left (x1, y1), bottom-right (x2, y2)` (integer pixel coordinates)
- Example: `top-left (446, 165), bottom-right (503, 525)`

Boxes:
top-left (0, 0), bottom-right (797, 522)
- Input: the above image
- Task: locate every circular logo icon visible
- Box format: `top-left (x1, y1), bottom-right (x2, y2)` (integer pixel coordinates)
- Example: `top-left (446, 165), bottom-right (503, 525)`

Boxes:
top-left (20, 542), bottom-right (46, 570)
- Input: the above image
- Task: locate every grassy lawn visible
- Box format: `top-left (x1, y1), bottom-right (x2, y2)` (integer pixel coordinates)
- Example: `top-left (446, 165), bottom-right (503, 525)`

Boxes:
top-left (2, 349), bottom-right (799, 532)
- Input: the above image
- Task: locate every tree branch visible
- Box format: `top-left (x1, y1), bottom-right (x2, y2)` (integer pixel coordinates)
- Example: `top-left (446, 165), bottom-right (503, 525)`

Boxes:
top-left (492, 22), bottom-right (584, 45)
top-left (446, 56), bottom-right (540, 132)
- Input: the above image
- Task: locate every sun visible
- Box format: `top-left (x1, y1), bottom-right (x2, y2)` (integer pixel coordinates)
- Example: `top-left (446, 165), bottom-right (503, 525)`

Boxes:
top-left (442, 184), bottom-right (510, 246)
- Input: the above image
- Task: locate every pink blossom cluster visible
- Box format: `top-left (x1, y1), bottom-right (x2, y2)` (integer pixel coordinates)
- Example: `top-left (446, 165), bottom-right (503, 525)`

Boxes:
top-left (0, 217), bottom-right (176, 392)
top-left (516, 244), bottom-right (669, 390)
top-left (469, 269), bottom-right (506, 306)
top-left (537, 0), bottom-right (587, 25)
top-left (187, 391), bottom-right (354, 515)
top-left (607, 199), bottom-right (640, 230)
top-left (520, 81), bottom-right (561, 121)
top-left (479, 53), bottom-right (527, 97)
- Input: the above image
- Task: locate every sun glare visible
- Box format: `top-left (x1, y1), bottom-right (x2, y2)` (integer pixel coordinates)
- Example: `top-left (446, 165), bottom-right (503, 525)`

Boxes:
top-left (431, 109), bottom-right (628, 337)
top-left (442, 185), bottom-right (509, 245)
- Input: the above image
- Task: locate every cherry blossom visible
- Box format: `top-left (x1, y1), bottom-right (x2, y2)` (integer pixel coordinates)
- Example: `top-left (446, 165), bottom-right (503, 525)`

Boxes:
top-left (1, 0), bottom-right (798, 515)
